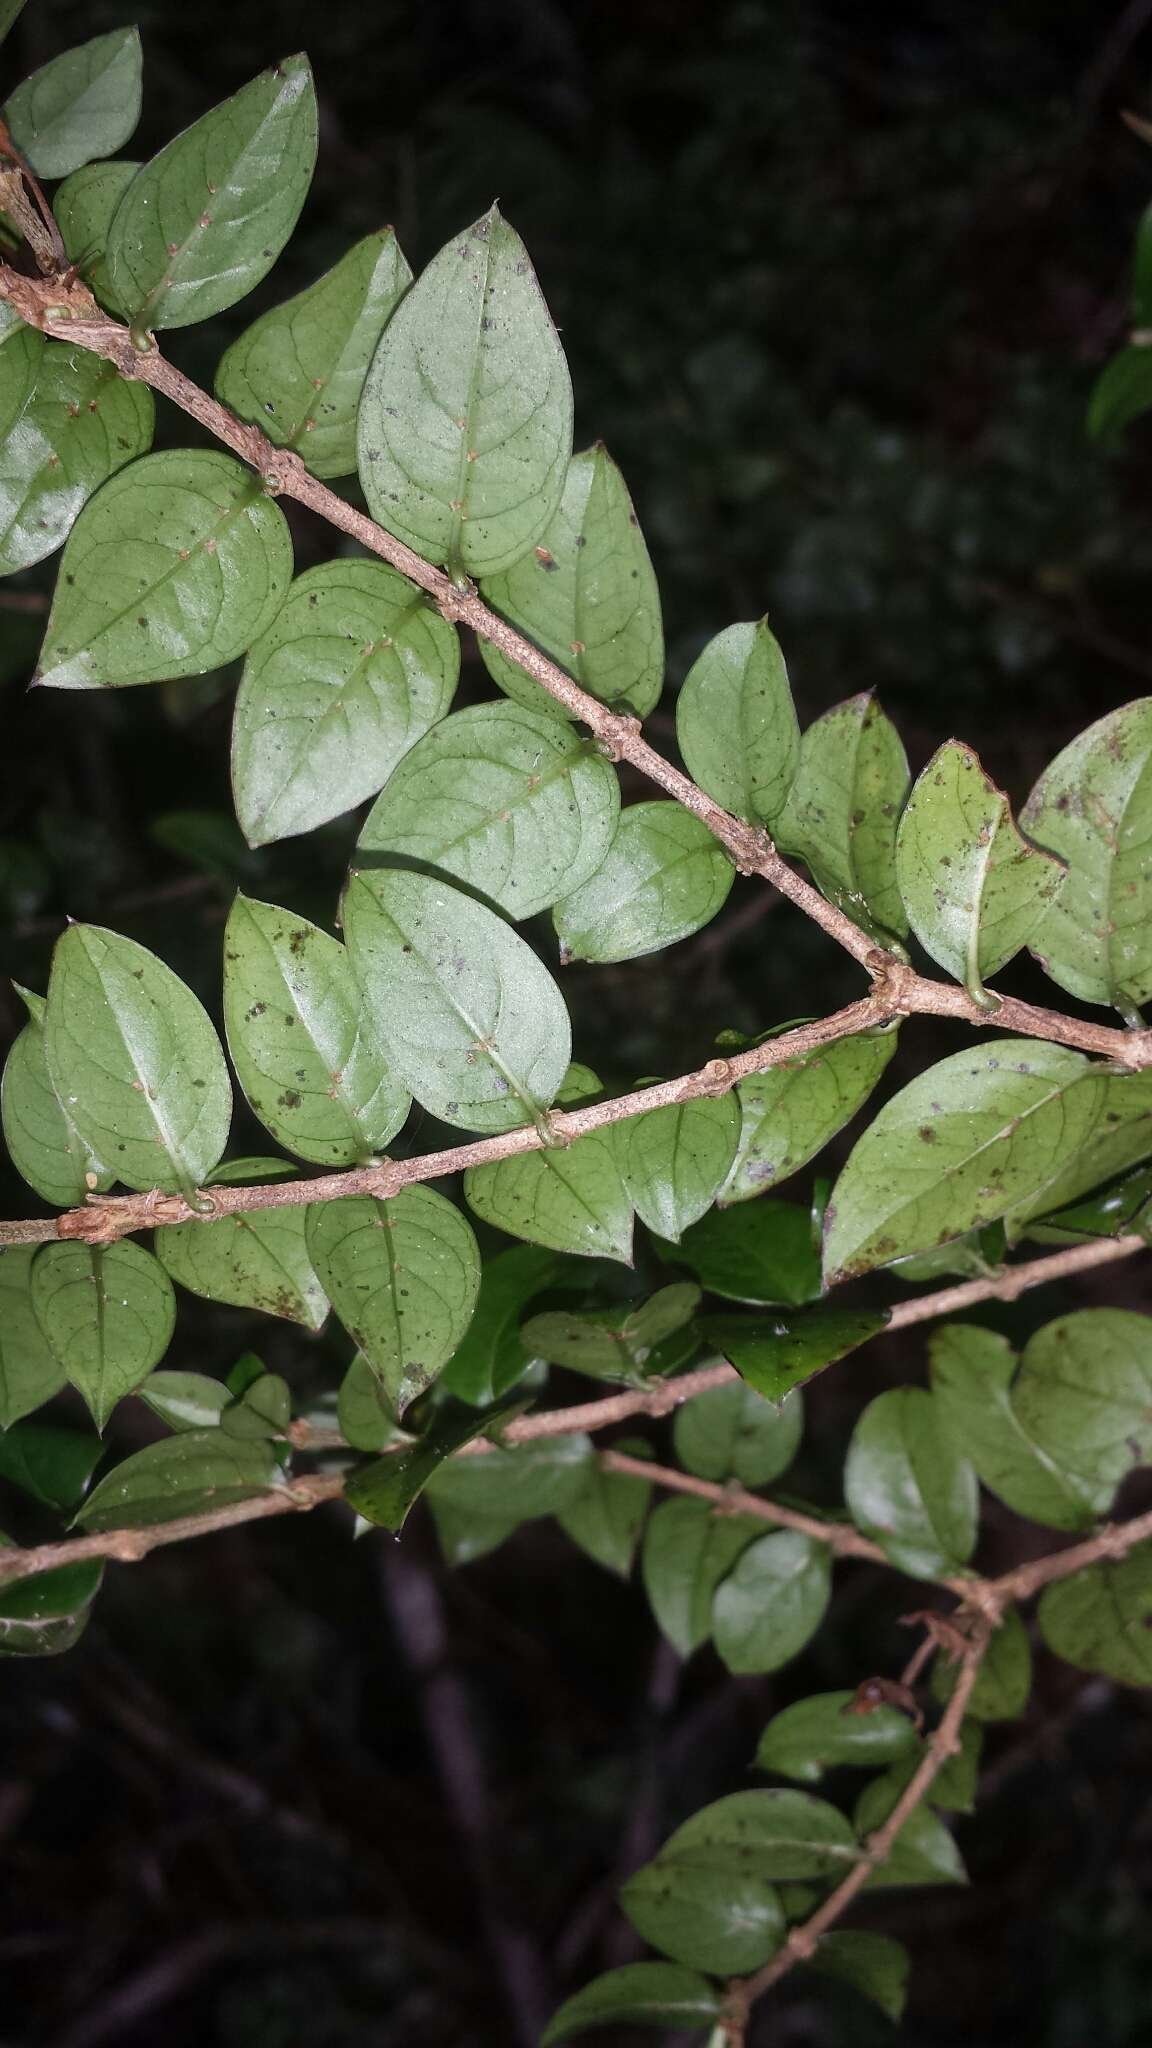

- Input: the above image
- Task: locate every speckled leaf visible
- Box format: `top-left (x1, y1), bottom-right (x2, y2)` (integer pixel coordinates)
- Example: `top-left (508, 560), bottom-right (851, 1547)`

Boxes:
top-left (896, 741), bottom-right (1064, 998)
top-left (674, 1382), bottom-right (803, 1487)
top-left (557, 1447), bottom-right (652, 1578)
top-left (621, 1854), bottom-right (784, 1977)
top-left (844, 1387), bottom-right (978, 1579)
top-left (1004, 1068), bottom-right (1152, 1238)
top-left (823, 1040), bottom-right (1105, 1284)
top-left (224, 894), bottom-right (409, 1166)
top-left (665, 1788), bottom-right (860, 1879)
top-left (305, 1187), bottom-right (480, 1417)
top-left (622, 1090), bottom-right (740, 1242)
top-left (31, 1239), bottom-right (175, 1430)
top-left (755, 1691), bottom-right (919, 1783)
top-left (553, 802), bottom-right (733, 964)
top-left (357, 204), bottom-right (572, 579)
top-left (712, 1531), bottom-right (832, 1673)
top-left (478, 442), bottom-right (663, 720)
top-left (54, 158), bottom-right (138, 316)
top-left (232, 559), bottom-right (458, 847)
top-left (4, 28), bottom-right (141, 179)
top-left (0, 329), bottom-right (154, 575)
top-left (929, 1323), bottom-right (1100, 1530)
top-left (775, 693), bottom-right (910, 944)
top-left (343, 867), bottom-right (571, 1134)
top-left (720, 1027), bottom-right (897, 1206)
top-left (216, 229), bottom-right (412, 478)
top-left (45, 924), bottom-right (231, 1195)
top-left (1038, 1545), bottom-right (1152, 1686)
top-left (641, 1496), bottom-right (763, 1657)
top-left (158, 1158), bottom-right (327, 1330)
top-left (76, 1429), bottom-right (279, 1530)
top-left (675, 618), bottom-right (799, 824)
top-left (357, 701), bottom-right (619, 919)
top-left (663, 1199), bottom-right (820, 1305)
top-left (702, 1309), bottom-right (887, 1403)
top-left (1011, 1310), bottom-right (1152, 1507)
top-left (0, 1546), bottom-right (103, 1658)
top-left (440, 1245), bottom-right (562, 1405)
top-left (2, 984), bottom-right (113, 1207)
top-left (465, 1135), bottom-right (632, 1262)
top-left (35, 451), bottom-right (293, 691)
top-left (541, 1963), bottom-right (721, 2045)
top-left (0, 1248), bottom-right (65, 1429)
top-left (105, 56), bottom-right (318, 331)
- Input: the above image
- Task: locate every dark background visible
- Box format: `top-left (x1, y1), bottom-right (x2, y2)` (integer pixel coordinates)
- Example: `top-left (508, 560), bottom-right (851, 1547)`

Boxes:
top-left (3, 2), bottom-right (1152, 2044)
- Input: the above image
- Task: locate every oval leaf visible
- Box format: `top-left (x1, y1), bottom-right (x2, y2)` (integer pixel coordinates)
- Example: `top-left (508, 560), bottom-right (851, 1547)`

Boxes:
top-left (139, 1370), bottom-right (230, 1432)
top-left (4, 27), bottom-right (141, 179)
top-left (673, 1382), bottom-right (803, 1487)
top-left (854, 1774), bottom-right (966, 1889)
top-left (775, 693), bottom-right (910, 944)
top-left (712, 1530), bottom-right (832, 1673)
top-left (621, 1855), bottom-right (783, 1977)
top-left (2, 983), bottom-right (113, 1207)
top-left (664, 1199), bottom-right (820, 1305)
top-left (641, 1495), bottom-right (763, 1658)
top-left (622, 1090), bottom-right (740, 1243)
top-left (32, 1239), bottom-right (175, 1430)
top-left (0, 1548), bottom-right (103, 1658)
top-left (664, 1788), bottom-right (860, 1879)
top-left (844, 1387), bottom-right (978, 1579)
top-left (720, 1026), bottom-right (897, 1206)
top-left (1011, 1309), bottom-right (1152, 1506)
top-left (0, 1246), bottom-right (66, 1430)
top-left (675, 618), bottom-right (799, 825)
top-left (1038, 1545), bottom-right (1152, 1686)
top-left (158, 1161), bottom-right (327, 1331)
top-left (929, 1323), bottom-right (1099, 1531)
top-left (0, 331), bottom-right (153, 575)
top-left (424, 1432), bottom-right (591, 1520)
top-left (553, 802), bottom-right (734, 964)
top-left (541, 1963), bottom-right (720, 2045)
top-left (755, 1691), bottom-right (919, 1783)
top-left (557, 1454), bottom-right (652, 1579)
top-left (54, 158), bottom-right (139, 317)
top-left (76, 1428), bottom-right (279, 1529)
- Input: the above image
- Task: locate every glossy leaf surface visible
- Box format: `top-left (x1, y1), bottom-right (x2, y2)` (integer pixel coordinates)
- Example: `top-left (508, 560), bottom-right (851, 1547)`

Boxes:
top-left (0, 329), bottom-right (154, 576)
top-left (844, 1387), bottom-right (978, 1578)
top-left (541, 1963), bottom-right (720, 2044)
top-left (755, 1691), bottom-right (919, 1782)
top-left (673, 1382), bottom-right (802, 1487)
top-left (4, 27), bottom-right (141, 179)
top-left (76, 1429), bottom-right (279, 1529)
top-left (641, 1496), bottom-right (762, 1657)
top-left (712, 1531), bottom-right (831, 1673)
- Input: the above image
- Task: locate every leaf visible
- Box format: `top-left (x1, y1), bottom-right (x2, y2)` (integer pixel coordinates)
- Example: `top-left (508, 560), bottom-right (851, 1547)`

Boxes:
top-left (4, 28), bottom-right (141, 179)
top-left (664, 1788), bottom-right (860, 1878)
top-left (45, 923), bottom-right (232, 1194)
top-left (823, 1040), bottom-right (1105, 1284)
top-left (674, 618), bottom-right (799, 825)
top-left (853, 1775), bottom-right (966, 1889)
top-left (1004, 1068), bottom-right (1152, 1238)
top-left (621, 1854), bottom-right (784, 1976)
top-left (53, 158), bottom-right (139, 316)
top-left (641, 1496), bottom-right (763, 1657)
top-left (809, 1932), bottom-right (910, 2021)
top-left (357, 702), bottom-right (620, 920)
top-left (622, 1091), bottom-right (740, 1242)
top-left (929, 1323), bottom-right (1099, 1531)
top-left (440, 1245), bottom-right (563, 1404)
top-left (0, 1), bottom-right (27, 48)
top-left (844, 1387), bottom-right (977, 1579)
top-left (423, 1432), bottom-right (591, 1520)
top-left (0, 1420), bottom-right (102, 1511)
top-left (0, 1247), bottom-right (65, 1428)
top-left (662, 1199), bottom-right (820, 1305)
top-left (775, 694), bottom-right (910, 944)
top-left (336, 1352), bottom-right (400, 1453)
top-left (35, 450), bottom-right (293, 691)
top-left (720, 1027), bottom-right (898, 1206)
top-left (0, 1546), bottom-right (103, 1658)
top-left (553, 803), bottom-right (734, 964)
top-left (357, 204), bottom-right (572, 579)
top-left (712, 1530), bottom-right (832, 1673)
top-left (465, 1129), bottom-right (632, 1263)
top-left (31, 1240), bottom-right (176, 1430)
top-left (2, 982), bottom-right (113, 1206)
top-left (1038, 1545), bottom-right (1152, 1686)
top-left (541, 1963), bottom-right (721, 2044)
top-left (673, 1382), bottom-right (803, 1487)
top-left (139, 1370), bottom-right (230, 1433)
top-left (223, 894), bottom-right (410, 1165)
top-left (523, 1285), bottom-right (699, 1380)
top-left (158, 1158), bottom-right (328, 1330)
top-left (557, 1447), bottom-right (652, 1577)
top-left (216, 229), bottom-right (412, 478)
top-left (219, 1370), bottom-right (291, 1440)
top-left (306, 1189), bottom-right (479, 1418)
top-left (343, 866), bottom-right (571, 1134)
top-left (428, 1491), bottom-right (525, 1566)
top-left (1010, 1309), bottom-right (1152, 1506)
top-left (895, 741), bottom-right (1064, 999)
top-left (755, 1691), bottom-right (919, 1783)
top-left (105, 56), bottom-right (318, 331)
top-left (0, 332), bottom-right (154, 575)
top-left (931, 1606), bottom-right (1032, 1722)
top-left (881, 1721), bottom-right (983, 1815)
top-left (1020, 698), bottom-right (1152, 1013)
top-left (232, 559), bottom-right (458, 848)
top-left (346, 1396), bottom-right (520, 1532)
top-left (703, 1309), bottom-right (887, 1402)
top-left (478, 442), bottom-right (663, 720)
top-left (1087, 346), bottom-right (1152, 447)
top-left (76, 1429), bottom-right (279, 1529)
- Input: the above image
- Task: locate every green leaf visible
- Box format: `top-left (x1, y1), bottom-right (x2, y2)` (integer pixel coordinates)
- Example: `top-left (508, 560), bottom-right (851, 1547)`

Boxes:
top-left (712, 1530), bottom-right (832, 1673)
top-left (139, 1370), bottom-right (230, 1433)
top-left (440, 1245), bottom-right (562, 1404)
top-left (703, 1308), bottom-right (887, 1402)
top-left (641, 1495), bottom-right (763, 1657)
top-left (477, 442), bottom-right (662, 720)
top-left (337, 1352), bottom-right (400, 1452)
top-left (105, 55), bottom-right (318, 331)
top-left (157, 1158), bottom-right (328, 1331)
top-left (0, 1), bottom-right (27, 48)
top-left (232, 559), bottom-right (458, 848)
top-left (622, 1091), bottom-right (740, 1242)
top-left (674, 618), bottom-right (799, 825)
top-left (1020, 698), bottom-right (1152, 1013)
top-left (0, 1420), bottom-right (102, 1511)
top-left (427, 1490), bottom-right (525, 1566)
top-left (664, 1788), bottom-right (860, 1878)
top-left (557, 1446), bottom-right (652, 1577)
top-left (4, 28), bottom-right (141, 179)
top-left (523, 1285), bottom-right (699, 1380)
top-left (0, 1546), bottom-right (103, 1658)
top-left (357, 702), bottom-right (620, 920)
top-left (881, 1722), bottom-right (983, 1815)
top-left (1004, 1068), bottom-right (1152, 1238)
top-left (2, 982), bottom-right (113, 1206)
top-left (553, 803), bottom-right (734, 964)
top-left (423, 1431), bottom-right (591, 1520)
top-left (823, 1040), bottom-right (1105, 1284)
top-left (1038, 1544), bottom-right (1152, 1686)
top-left (853, 1775), bottom-right (966, 1889)
top-left (0, 1247), bottom-right (65, 1428)
top-left (929, 1323), bottom-right (1099, 1531)
top-left (305, 1188), bottom-right (480, 1417)
top-left (32, 1239), bottom-right (176, 1430)
top-left (216, 229), bottom-right (411, 478)
top-left (343, 867), bottom-right (571, 1134)
top-left (358, 204), bottom-right (571, 579)
top-left (662, 1199), bottom-right (820, 1305)
top-left (621, 1855), bottom-right (784, 1976)
top-left (755, 1691), bottom-right (919, 1783)
top-left (1010, 1309), bottom-right (1152, 1506)
top-left (844, 1387), bottom-right (977, 1579)
top-left (223, 894), bottom-right (410, 1166)
top-left (0, 332), bottom-right (154, 575)
top-left (219, 1370), bottom-right (291, 1440)
top-left (53, 158), bottom-right (138, 316)
top-left (76, 1428), bottom-right (279, 1529)
top-left (464, 1129), bottom-right (632, 1262)
top-left (35, 450), bottom-right (293, 691)
top-left (45, 922), bottom-right (232, 1194)
top-left (895, 741), bottom-right (1064, 1000)
top-left (720, 1028), bottom-right (897, 1206)
top-left (808, 1932), bottom-right (910, 2021)
top-left (674, 1382), bottom-right (803, 1487)
top-left (1087, 346), bottom-right (1152, 446)
top-left (541, 1963), bottom-right (720, 2044)
top-left (775, 693), bottom-right (910, 944)
top-left (931, 1605), bottom-right (1032, 1722)
top-left (346, 1396), bottom-right (519, 1532)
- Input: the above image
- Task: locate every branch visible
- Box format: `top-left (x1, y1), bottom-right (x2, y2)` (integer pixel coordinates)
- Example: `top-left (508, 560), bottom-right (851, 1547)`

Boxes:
top-left (599, 1450), bottom-right (891, 1564)
top-left (0, 1472), bottom-right (345, 1583)
top-left (982, 1500), bottom-right (1152, 1606)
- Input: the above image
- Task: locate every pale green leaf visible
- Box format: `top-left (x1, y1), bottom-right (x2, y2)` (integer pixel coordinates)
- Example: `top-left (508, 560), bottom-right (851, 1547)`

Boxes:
top-left (53, 158), bottom-right (138, 316)
top-left (1011, 1309), bottom-right (1152, 1505)
top-left (844, 1387), bottom-right (978, 1579)
top-left (720, 1027), bottom-right (897, 1206)
top-left (674, 1382), bottom-right (802, 1487)
top-left (32, 1239), bottom-right (175, 1430)
top-left (674, 618), bottom-right (799, 824)
top-left (0, 1247), bottom-right (65, 1430)
top-left (641, 1495), bottom-right (762, 1657)
top-left (755, 1691), bottom-right (919, 1783)
top-left (463, 1064), bottom-right (631, 1262)
top-left (0, 331), bottom-right (153, 574)
top-left (76, 1428), bottom-right (279, 1529)
top-left (541, 1963), bottom-right (720, 2044)
top-left (158, 1158), bottom-right (327, 1330)
top-left (4, 28), bottom-right (141, 179)
top-left (622, 1090), bottom-right (740, 1242)
top-left (1038, 1544), bottom-right (1152, 1686)
top-left (2, 982), bottom-right (113, 1206)
top-left (1004, 1068), bottom-right (1152, 1237)
top-left (929, 1323), bottom-right (1099, 1530)
top-left (775, 693), bottom-right (910, 944)
top-left (712, 1530), bottom-right (831, 1673)
top-left (554, 802), bottom-right (734, 964)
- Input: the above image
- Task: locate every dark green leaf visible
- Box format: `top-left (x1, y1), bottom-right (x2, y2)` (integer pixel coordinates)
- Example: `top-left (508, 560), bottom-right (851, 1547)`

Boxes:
top-left (622, 1091), bottom-right (740, 1242)
top-left (808, 1931), bottom-right (910, 2021)
top-left (345, 1396), bottom-right (518, 1531)
top-left (1010, 1309), bottom-right (1152, 1507)
top-left (0, 1), bottom-right (28, 48)
top-left (704, 1308), bottom-right (887, 1402)
top-left (53, 158), bottom-right (138, 315)
top-left (775, 693), bottom-right (910, 944)
top-left (1087, 346), bottom-right (1152, 446)
top-left (1004, 1068), bottom-right (1152, 1236)
top-left (158, 1157), bottom-right (327, 1329)
top-left (540, 1963), bottom-right (720, 2044)
top-left (0, 1246), bottom-right (65, 1429)
top-left (755, 1691), bottom-right (919, 1783)
top-left (523, 1285), bottom-right (699, 1380)
top-left (662, 1199), bottom-right (820, 1305)
top-left (853, 1775), bottom-right (966, 1889)
top-left (712, 1530), bottom-right (832, 1673)
top-left (641, 1495), bottom-right (763, 1657)
top-left (0, 331), bottom-right (153, 575)
top-left (0, 1420), bottom-right (102, 1511)
top-left (931, 1606), bottom-right (1032, 1722)
top-left (621, 1854), bottom-right (784, 1976)
top-left (76, 1429), bottom-right (279, 1529)
top-left (675, 618), bottom-right (799, 824)
top-left (1038, 1544), bottom-right (1152, 1685)
top-left (844, 1387), bottom-right (977, 1579)
top-left (440, 1245), bottom-right (562, 1404)
top-left (673, 1381), bottom-right (802, 1487)
top-left (219, 1370), bottom-right (291, 1440)
top-left (557, 1446), bottom-right (652, 1577)
top-left (880, 1722), bottom-right (983, 1815)
top-left (929, 1323), bottom-right (1099, 1530)
top-left (4, 28), bottom-right (141, 179)
top-left (31, 1239), bottom-right (175, 1430)
top-left (0, 1544), bottom-right (102, 1657)
top-left (720, 1028), bottom-right (897, 1206)
top-left (337, 1351), bottom-right (402, 1453)
top-left (423, 1431), bottom-right (591, 1520)
top-left (427, 1490), bottom-right (525, 1566)
top-left (553, 802), bottom-right (733, 964)
top-left (139, 1370), bottom-right (230, 1433)
top-left (665, 1787), bottom-right (860, 1877)
top-left (2, 982), bottom-right (113, 1206)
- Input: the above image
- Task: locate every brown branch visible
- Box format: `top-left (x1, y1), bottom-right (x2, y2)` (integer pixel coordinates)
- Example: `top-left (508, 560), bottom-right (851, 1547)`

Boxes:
top-left (0, 1472), bottom-right (345, 1584)
top-left (599, 1450), bottom-right (890, 1563)
top-left (982, 1500), bottom-right (1152, 1606)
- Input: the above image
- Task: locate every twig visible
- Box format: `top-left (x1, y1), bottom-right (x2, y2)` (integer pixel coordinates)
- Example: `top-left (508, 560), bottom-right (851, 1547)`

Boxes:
top-left (983, 1500), bottom-right (1152, 1605)
top-left (600, 1450), bottom-right (890, 1564)
top-left (0, 1472), bottom-right (345, 1584)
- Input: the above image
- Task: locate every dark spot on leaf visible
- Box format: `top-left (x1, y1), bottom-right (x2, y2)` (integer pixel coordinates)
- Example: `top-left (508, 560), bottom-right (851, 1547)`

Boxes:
top-left (278, 1090), bottom-right (302, 1109)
